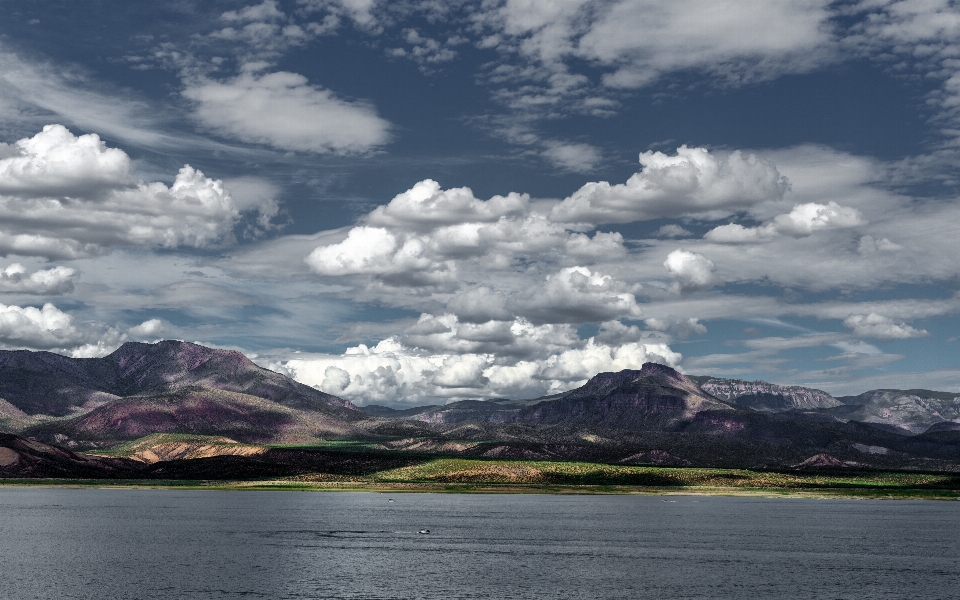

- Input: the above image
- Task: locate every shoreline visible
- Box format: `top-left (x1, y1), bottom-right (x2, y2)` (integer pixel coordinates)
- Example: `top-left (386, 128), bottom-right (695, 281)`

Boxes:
top-left (3, 479), bottom-right (959, 500)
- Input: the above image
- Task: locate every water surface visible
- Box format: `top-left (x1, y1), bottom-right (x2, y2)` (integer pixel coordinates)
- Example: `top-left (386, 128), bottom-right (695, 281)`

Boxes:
top-left (1, 488), bottom-right (957, 599)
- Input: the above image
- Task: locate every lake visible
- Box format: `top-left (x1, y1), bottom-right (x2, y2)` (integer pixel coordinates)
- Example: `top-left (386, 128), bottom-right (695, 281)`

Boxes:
top-left (0, 488), bottom-right (957, 599)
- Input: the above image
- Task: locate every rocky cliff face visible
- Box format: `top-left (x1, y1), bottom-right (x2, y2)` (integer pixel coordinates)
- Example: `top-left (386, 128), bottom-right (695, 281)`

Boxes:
top-left (691, 377), bottom-right (841, 411)
top-left (827, 389), bottom-right (960, 434)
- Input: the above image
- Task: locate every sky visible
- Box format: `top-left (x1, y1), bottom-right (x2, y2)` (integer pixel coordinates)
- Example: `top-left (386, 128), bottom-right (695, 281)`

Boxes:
top-left (0, 0), bottom-right (959, 406)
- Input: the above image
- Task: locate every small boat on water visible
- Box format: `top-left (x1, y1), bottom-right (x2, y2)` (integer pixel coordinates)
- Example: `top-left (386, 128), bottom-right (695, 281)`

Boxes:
top-left (418, 529), bottom-right (430, 534)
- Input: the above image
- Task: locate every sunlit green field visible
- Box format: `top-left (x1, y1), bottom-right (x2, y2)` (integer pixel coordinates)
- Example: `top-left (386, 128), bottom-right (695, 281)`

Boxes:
top-left (4, 455), bottom-right (959, 499)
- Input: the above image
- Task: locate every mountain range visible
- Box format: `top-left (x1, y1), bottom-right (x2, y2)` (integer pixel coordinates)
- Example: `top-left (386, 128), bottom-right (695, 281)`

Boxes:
top-left (2, 340), bottom-right (959, 478)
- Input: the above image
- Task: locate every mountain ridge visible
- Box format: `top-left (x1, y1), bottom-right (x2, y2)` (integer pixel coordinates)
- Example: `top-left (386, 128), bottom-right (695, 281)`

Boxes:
top-left (2, 341), bottom-right (960, 475)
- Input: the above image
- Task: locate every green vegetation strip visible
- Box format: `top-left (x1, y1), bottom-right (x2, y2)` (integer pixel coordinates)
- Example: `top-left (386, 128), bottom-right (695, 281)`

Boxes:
top-left (3, 456), bottom-right (960, 499)
top-left (369, 458), bottom-right (960, 490)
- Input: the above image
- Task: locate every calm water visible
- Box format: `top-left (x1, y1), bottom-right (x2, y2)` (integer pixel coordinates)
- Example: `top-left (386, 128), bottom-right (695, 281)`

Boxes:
top-left (0, 489), bottom-right (958, 599)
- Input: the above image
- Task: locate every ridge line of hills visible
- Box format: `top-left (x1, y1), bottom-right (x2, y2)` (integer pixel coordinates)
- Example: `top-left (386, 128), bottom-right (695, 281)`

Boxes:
top-left (2, 340), bottom-right (959, 478)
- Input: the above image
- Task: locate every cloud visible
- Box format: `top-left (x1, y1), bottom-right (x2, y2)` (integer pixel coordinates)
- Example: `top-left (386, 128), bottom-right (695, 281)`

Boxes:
top-left (304, 227), bottom-right (391, 275)
top-left (0, 126), bottom-right (257, 259)
top-left (857, 235), bottom-right (902, 254)
top-left (182, 72), bottom-right (391, 154)
top-left (400, 314), bottom-right (580, 359)
top-left (221, 1), bottom-right (285, 23)
top-left (304, 179), bottom-right (630, 292)
top-left (446, 287), bottom-right (512, 323)
top-left (300, 0), bottom-right (380, 29)
top-left (387, 29), bottom-right (460, 72)
top-left (541, 141), bottom-right (602, 173)
top-left (512, 266), bottom-right (642, 324)
top-left (223, 176), bottom-right (283, 234)
top-left (579, 0), bottom-right (836, 88)
top-left (843, 313), bottom-right (929, 340)
top-left (471, 0), bottom-right (836, 115)
top-left (367, 179), bottom-right (528, 230)
top-left (305, 226), bottom-right (437, 279)
top-left (0, 302), bottom-right (120, 355)
top-left (656, 224), bottom-right (693, 238)
top-left (0, 47), bottom-right (172, 150)
top-left (550, 146), bottom-right (789, 224)
top-left (127, 318), bottom-right (163, 338)
top-left (663, 248), bottom-right (716, 293)
top-left (0, 125), bottom-right (131, 198)
top-left (644, 317), bottom-right (707, 338)
top-left (0, 263), bottom-right (76, 294)
top-left (847, 1), bottom-right (960, 140)
top-left (278, 331), bottom-right (680, 405)
top-left (705, 201), bottom-right (862, 242)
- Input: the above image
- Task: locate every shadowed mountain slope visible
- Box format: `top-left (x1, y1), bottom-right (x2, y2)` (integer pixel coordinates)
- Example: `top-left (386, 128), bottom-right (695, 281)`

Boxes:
top-left (515, 364), bottom-right (733, 430)
top-left (23, 386), bottom-right (364, 447)
top-left (0, 341), bottom-right (368, 448)
top-left (0, 340), bottom-right (357, 418)
top-left (0, 433), bottom-right (134, 478)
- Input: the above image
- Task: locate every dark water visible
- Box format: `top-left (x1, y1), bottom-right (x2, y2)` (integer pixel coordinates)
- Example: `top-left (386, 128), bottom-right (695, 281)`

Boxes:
top-left (1, 489), bottom-right (958, 599)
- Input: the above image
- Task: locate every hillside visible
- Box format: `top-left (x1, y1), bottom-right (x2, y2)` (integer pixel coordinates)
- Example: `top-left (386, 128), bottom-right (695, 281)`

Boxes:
top-left (0, 341), bottom-right (368, 448)
top-left (2, 342), bottom-right (960, 476)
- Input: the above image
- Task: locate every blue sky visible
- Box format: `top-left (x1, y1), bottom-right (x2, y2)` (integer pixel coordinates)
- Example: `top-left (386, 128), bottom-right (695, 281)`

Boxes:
top-left (0, 0), bottom-right (959, 405)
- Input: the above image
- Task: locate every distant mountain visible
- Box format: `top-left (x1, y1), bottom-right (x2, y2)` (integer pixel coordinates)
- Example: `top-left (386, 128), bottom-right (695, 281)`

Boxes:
top-left (359, 365), bottom-right (960, 471)
top-left (688, 376), bottom-right (841, 411)
top-left (23, 386), bottom-right (363, 447)
top-left (826, 389), bottom-right (960, 434)
top-left (0, 341), bottom-right (367, 448)
top-left (0, 340), bottom-right (355, 417)
top-left (4, 344), bottom-right (960, 474)
top-left (363, 397), bottom-right (552, 424)
top-left (361, 365), bottom-right (733, 429)
top-left (515, 364), bottom-right (733, 430)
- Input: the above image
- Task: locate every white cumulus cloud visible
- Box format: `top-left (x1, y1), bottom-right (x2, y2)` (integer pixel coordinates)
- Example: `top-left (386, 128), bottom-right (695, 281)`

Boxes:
top-left (843, 313), bottom-right (929, 340)
top-left (367, 179), bottom-right (528, 230)
top-left (0, 263), bottom-right (76, 294)
top-left (0, 126), bottom-right (260, 259)
top-left (0, 302), bottom-right (123, 356)
top-left (705, 201), bottom-right (862, 243)
top-left (0, 124), bottom-right (131, 198)
top-left (512, 266), bottom-right (641, 324)
top-left (128, 318), bottom-right (164, 338)
top-left (279, 332), bottom-right (681, 405)
top-left (550, 146), bottom-right (788, 224)
top-left (664, 248), bottom-right (716, 293)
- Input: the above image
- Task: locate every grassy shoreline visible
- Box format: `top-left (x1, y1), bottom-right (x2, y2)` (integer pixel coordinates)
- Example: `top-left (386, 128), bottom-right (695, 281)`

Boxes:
top-left (1, 480), bottom-right (958, 499)
top-left (4, 456), bottom-right (960, 499)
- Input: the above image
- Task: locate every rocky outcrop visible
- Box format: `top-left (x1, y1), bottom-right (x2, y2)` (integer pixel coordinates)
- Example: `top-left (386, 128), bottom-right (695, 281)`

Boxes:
top-left (826, 389), bottom-right (960, 434)
top-left (691, 377), bottom-right (841, 411)
top-left (793, 453), bottom-right (851, 468)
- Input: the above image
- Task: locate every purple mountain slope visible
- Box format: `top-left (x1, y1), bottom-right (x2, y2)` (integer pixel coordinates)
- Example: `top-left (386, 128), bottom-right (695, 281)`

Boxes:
top-left (0, 340), bottom-right (356, 417)
top-left (515, 363), bottom-right (734, 430)
top-left (0, 433), bottom-right (133, 478)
